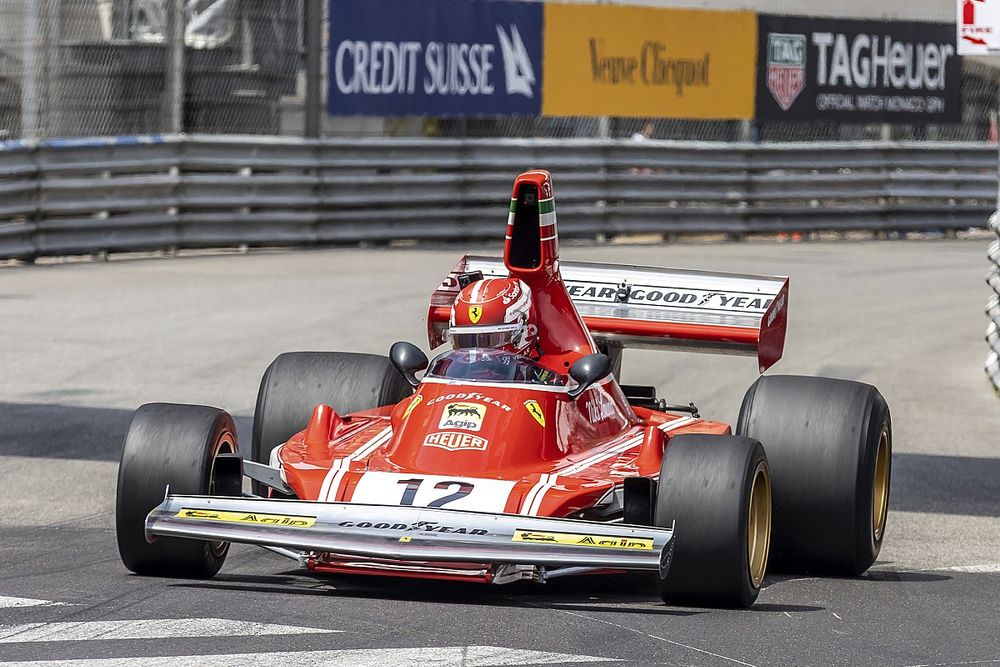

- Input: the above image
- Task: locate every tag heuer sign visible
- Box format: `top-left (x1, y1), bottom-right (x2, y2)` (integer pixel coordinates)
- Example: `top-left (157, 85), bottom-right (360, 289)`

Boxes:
top-left (766, 33), bottom-right (806, 111)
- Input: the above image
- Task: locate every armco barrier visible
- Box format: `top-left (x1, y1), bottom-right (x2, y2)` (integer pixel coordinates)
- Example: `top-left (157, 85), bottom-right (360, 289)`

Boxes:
top-left (988, 212), bottom-right (1000, 397)
top-left (0, 135), bottom-right (997, 260)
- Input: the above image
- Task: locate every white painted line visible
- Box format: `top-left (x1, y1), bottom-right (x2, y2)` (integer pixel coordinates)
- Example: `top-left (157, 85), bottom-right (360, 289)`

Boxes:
top-left (0, 618), bottom-right (340, 643)
top-left (940, 563), bottom-right (1000, 573)
top-left (0, 596), bottom-right (66, 609)
top-left (0, 646), bottom-right (612, 666)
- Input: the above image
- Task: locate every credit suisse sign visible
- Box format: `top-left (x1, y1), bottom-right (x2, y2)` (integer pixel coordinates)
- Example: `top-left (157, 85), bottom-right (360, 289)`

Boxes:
top-left (328, 0), bottom-right (542, 116)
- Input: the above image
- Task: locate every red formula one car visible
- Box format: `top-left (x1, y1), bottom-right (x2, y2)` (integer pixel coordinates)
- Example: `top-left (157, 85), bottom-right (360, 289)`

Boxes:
top-left (116, 171), bottom-right (892, 608)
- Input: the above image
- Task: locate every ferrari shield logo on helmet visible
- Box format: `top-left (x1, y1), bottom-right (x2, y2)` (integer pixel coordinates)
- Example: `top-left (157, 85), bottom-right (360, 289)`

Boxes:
top-left (469, 305), bottom-right (483, 324)
top-left (766, 33), bottom-right (806, 111)
top-left (523, 400), bottom-right (545, 427)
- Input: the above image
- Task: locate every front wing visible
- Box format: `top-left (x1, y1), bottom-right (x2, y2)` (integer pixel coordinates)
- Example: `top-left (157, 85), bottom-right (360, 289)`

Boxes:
top-left (146, 495), bottom-right (673, 572)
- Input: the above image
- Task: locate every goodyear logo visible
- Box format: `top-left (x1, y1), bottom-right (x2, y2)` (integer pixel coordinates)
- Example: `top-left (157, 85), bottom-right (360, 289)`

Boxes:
top-left (512, 529), bottom-right (653, 550)
top-left (177, 508), bottom-right (316, 528)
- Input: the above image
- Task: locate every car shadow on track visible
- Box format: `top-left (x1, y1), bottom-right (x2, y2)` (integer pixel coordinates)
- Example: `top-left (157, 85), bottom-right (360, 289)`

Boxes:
top-left (172, 571), bottom-right (828, 616)
top-left (0, 402), bottom-right (252, 461)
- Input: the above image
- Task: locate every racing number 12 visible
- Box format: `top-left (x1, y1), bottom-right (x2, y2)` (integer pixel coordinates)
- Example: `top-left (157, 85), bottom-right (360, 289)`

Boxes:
top-left (396, 478), bottom-right (474, 507)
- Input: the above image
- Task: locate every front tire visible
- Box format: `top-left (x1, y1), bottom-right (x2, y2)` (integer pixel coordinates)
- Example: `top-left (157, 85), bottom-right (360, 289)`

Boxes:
top-left (115, 403), bottom-right (237, 578)
top-left (655, 434), bottom-right (771, 608)
top-left (251, 352), bottom-right (411, 495)
top-left (737, 375), bottom-right (892, 575)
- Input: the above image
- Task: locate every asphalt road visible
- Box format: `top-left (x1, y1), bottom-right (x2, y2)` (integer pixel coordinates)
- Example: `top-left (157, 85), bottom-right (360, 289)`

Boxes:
top-left (1, 239), bottom-right (999, 666)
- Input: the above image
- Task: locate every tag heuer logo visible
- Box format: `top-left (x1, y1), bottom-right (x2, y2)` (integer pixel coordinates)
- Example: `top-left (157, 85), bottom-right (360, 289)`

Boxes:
top-left (766, 33), bottom-right (806, 111)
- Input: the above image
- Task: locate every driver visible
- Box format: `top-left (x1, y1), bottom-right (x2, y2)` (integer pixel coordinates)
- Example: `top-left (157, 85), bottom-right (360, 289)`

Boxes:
top-left (449, 277), bottom-right (538, 356)
top-left (448, 278), bottom-right (560, 383)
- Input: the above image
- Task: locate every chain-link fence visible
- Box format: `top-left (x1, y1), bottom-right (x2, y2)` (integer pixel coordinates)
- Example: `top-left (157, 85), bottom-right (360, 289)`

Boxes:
top-left (1, 0), bottom-right (999, 142)
top-left (0, 0), bottom-right (301, 140)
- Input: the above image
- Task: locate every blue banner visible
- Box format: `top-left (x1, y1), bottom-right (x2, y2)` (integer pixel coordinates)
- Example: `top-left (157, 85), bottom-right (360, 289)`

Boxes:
top-left (328, 0), bottom-right (543, 116)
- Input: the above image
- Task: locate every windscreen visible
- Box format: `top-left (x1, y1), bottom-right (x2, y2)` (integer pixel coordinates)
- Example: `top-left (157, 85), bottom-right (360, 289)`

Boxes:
top-left (427, 349), bottom-right (565, 386)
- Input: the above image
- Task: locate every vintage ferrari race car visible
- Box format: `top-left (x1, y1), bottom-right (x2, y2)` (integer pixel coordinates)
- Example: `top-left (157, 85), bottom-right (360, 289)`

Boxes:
top-left (116, 170), bottom-right (892, 608)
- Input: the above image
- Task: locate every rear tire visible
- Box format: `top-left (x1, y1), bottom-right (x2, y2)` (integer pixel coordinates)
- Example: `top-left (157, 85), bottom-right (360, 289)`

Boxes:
top-left (116, 403), bottom-right (237, 578)
top-left (737, 375), bottom-right (892, 575)
top-left (655, 434), bottom-right (771, 608)
top-left (251, 352), bottom-right (411, 495)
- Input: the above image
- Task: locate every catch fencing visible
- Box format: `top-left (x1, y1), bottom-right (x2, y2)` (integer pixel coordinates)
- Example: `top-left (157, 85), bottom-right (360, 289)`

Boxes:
top-left (0, 136), bottom-right (996, 261)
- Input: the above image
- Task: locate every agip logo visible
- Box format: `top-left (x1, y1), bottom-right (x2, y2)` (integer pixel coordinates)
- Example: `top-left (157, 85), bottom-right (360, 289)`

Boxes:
top-left (438, 402), bottom-right (486, 432)
top-left (766, 33), bottom-right (806, 111)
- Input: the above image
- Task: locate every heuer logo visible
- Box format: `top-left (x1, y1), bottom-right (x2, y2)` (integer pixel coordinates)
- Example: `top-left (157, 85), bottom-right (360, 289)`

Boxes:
top-left (496, 24), bottom-right (536, 98)
top-left (438, 402), bottom-right (486, 432)
top-left (767, 33), bottom-right (806, 111)
top-left (424, 431), bottom-right (489, 452)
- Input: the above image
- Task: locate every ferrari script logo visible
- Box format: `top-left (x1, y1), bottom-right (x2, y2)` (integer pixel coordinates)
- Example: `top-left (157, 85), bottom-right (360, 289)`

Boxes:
top-left (468, 305), bottom-right (483, 324)
top-left (524, 400), bottom-right (545, 427)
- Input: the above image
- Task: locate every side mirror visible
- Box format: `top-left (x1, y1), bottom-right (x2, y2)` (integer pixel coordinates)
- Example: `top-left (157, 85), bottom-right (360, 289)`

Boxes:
top-left (389, 341), bottom-right (428, 388)
top-left (567, 353), bottom-right (612, 399)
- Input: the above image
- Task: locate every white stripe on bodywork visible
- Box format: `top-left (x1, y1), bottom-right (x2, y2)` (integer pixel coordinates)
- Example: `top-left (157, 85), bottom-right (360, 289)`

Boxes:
top-left (657, 417), bottom-right (699, 433)
top-left (520, 417), bottom-right (698, 516)
top-left (319, 425), bottom-right (393, 502)
top-left (0, 646), bottom-right (612, 667)
top-left (0, 619), bottom-right (339, 643)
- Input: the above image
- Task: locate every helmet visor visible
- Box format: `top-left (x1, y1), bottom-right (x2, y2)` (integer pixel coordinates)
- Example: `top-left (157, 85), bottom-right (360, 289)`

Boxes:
top-left (449, 323), bottom-right (521, 350)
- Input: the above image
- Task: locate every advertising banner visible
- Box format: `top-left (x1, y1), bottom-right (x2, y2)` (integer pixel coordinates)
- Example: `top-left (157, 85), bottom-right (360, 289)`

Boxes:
top-left (958, 0), bottom-right (1000, 55)
top-left (327, 0), bottom-right (543, 116)
top-left (756, 15), bottom-right (961, 123)
top-left (542, 4), bottom-right (757, 120)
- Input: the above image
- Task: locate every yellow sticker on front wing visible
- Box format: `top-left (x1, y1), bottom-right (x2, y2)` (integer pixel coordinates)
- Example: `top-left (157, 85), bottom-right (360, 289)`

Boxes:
top-left (177, 508), bottom-right (316, 528)
top-left (512, 529), bottom-right (654, 550)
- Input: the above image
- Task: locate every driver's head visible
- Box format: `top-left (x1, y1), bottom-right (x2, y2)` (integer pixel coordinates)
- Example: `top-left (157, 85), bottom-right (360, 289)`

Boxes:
top-left (449, 278), bottom-right (537, 355)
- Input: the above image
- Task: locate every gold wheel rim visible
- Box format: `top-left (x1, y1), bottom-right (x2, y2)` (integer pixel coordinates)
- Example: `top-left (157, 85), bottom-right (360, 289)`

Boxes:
top-left (872, 428), bottom-right (890, 542)
top-left (747, 461), bottom-right (772, 588)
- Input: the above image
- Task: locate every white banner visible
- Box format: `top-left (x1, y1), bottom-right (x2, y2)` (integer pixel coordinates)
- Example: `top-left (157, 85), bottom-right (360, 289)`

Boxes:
top-left (959, 0), bottom-right (1000, 54)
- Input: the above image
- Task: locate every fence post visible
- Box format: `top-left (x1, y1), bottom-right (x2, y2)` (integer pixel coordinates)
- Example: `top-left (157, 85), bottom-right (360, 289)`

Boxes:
top-left (164, 0), bottom-right (186, 134)
top-left (304, 0), bottom-right (323, 138)
top-left (21, 0), bottom-right (41, 139)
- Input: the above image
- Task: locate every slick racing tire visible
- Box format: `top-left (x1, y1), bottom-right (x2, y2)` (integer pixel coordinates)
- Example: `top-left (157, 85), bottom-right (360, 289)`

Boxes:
top-left (116, 403), bottom-right (238, 578)
top-left (655, 434), bottom-right (771, 608)
top-left (251, 352), bottom-right (411, 496)
top-left (737, 375), bottom-right (892, 575)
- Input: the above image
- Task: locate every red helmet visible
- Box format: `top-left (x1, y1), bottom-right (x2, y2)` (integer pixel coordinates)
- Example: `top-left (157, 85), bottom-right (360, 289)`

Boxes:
top-left (449, 278), bottom-right (537, 355)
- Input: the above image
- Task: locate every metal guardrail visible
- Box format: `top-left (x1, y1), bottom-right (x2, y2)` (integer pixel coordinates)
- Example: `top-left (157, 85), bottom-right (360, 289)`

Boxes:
top-left (0, 135), bottom-right (997, 261)
top-left (988, 212), bottom-right (1000, 397)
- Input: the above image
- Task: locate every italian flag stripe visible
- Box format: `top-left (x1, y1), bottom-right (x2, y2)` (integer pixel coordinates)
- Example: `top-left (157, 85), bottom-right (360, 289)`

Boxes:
top-left (510, 198), bottom-right (556, 214)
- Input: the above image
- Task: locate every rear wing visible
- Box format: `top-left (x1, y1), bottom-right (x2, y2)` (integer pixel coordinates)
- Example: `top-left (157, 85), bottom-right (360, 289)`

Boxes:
top-left (428, 256), bottom-right (788, 372)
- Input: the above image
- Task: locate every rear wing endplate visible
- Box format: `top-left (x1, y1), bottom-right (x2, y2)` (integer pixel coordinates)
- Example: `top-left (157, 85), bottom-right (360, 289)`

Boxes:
top-left (429, 256), bottom-right (788, 372)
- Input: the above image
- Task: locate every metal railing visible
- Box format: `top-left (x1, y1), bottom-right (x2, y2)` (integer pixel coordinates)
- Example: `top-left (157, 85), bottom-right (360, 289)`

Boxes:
top-left (0, 135), bottom-right (997, 261)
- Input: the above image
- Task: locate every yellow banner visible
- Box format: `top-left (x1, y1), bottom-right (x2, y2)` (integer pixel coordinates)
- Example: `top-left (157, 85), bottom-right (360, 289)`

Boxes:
top-left (542, 4), bottom-right (757, 119)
